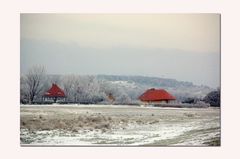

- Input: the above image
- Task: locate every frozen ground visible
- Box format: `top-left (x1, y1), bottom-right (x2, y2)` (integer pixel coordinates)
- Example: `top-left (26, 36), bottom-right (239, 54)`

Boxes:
top-left (20, 104), bottom-right (220, 146)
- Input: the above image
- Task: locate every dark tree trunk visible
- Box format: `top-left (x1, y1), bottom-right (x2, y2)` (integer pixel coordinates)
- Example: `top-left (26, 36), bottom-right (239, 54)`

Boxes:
top-left (54, 97), bottom-right (57, 103)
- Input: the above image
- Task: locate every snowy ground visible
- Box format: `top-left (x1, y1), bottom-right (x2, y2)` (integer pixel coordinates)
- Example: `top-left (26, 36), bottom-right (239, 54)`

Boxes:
top-left (20, 104), bottom-right (220, 146)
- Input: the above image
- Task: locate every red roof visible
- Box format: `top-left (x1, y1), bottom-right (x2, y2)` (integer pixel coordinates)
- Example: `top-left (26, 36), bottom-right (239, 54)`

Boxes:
top-left (139, 88), bottom-right (176, 101)
top-left (44, 84), bottom-right (65, 97)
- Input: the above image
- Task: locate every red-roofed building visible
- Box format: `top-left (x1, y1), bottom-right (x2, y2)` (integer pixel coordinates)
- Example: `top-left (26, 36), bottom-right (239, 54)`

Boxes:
top-left (43, 83), bottom-right (66, 102)
top-left (139, 88), bottom-right (176, 104)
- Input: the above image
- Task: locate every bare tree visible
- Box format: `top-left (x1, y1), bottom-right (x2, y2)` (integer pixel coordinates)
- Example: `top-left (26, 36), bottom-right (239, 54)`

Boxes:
top-left (62, 75), bottom-right (81, 103)
top-left (25, 66), bottom-right (46, 103)
top-left (20, 75), bottom-right (28, 103)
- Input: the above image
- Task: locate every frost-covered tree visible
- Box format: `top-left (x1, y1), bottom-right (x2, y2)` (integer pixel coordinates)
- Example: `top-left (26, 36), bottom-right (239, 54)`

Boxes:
top-left (20, 75), bottom-right (28, 103)
top-left (62, 75), bottom-right (105, 103)
top-left (115, 92), bottom-right (131, 104)
top-left (77, 76), bottom-right (105, 103)
top-left (203, 88), bottom-right (220, 107)
top-left (25, 66), bottom-right (46, 103)
top-left (62, 75), bottom-right (81, 103)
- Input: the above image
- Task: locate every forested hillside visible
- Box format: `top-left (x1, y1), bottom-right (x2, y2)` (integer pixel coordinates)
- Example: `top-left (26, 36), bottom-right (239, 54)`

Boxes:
top-left (20, 69), bottom-right (214, 104)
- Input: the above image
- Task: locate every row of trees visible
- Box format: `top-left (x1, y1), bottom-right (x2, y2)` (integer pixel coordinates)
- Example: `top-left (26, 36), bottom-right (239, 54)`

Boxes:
top-left (20, 66), bottom-right (144, 104)
top-left (182, 88), bottom-right (220, 107)
top-left (20, 66), bottom-right (220, 106)
top-left (203, 88), bottom-right (220, 106)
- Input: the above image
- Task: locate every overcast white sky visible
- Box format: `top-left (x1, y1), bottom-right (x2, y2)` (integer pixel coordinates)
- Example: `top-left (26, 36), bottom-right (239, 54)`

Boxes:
top-left (20, 14), bottom-right (220, 88)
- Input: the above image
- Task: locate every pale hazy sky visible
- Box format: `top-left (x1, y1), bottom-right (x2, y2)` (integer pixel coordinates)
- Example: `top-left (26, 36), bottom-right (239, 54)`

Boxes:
top-left (20, 14), bottom-right (220, 88)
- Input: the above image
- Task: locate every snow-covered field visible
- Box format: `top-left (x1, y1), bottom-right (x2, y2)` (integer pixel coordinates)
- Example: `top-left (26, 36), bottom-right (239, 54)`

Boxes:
top-left (20, 104), bottom-right (220, 146)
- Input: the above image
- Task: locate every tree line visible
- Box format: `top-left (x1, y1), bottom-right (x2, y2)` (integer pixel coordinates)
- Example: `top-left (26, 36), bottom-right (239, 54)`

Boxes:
top-left (20, 66), bottom-right (144, 104)
top-left (20, 66), bottom-right (220, 106)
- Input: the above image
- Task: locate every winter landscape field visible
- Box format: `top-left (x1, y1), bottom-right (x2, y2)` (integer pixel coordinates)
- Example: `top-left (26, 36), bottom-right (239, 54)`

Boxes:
top-left (20, 14), bottom-right (221, 147)
top-left (20, 105), bottom-right (220, 146)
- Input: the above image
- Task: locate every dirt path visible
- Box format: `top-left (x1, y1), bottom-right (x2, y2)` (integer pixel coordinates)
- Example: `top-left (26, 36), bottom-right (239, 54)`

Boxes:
top-left (20, 104), bottom-right (220, 146)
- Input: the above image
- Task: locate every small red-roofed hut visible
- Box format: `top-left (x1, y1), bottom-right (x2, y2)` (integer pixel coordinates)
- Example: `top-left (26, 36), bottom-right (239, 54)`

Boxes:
top-left (43, 83), bottom-right (66, 102)
top-left (139, 88), bottom-right (176, 104)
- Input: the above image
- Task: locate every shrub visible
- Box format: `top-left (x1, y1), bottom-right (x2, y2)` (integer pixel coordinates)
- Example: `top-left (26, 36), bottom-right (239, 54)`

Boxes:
top-left (203, 89), bottom-right (220, 107)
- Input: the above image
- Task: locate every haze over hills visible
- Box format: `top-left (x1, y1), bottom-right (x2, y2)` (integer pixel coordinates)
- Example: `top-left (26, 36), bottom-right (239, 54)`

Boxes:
top-left (96, 75), bottom-right (214, 100)
top-left (97, 75), bottom-right (195, 88)
top-left (42, 74), bottom-right (214, 101)
top-left (21, 39), bottom-right (220, 88)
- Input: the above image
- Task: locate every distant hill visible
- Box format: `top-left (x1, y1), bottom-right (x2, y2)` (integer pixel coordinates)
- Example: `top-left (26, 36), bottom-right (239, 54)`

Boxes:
top-left (97, 75), bottom-right (214, 100)
top-left (97, 75), bottom-right (195, 88)
top-left (21, 73), bottom-right (215, 104)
